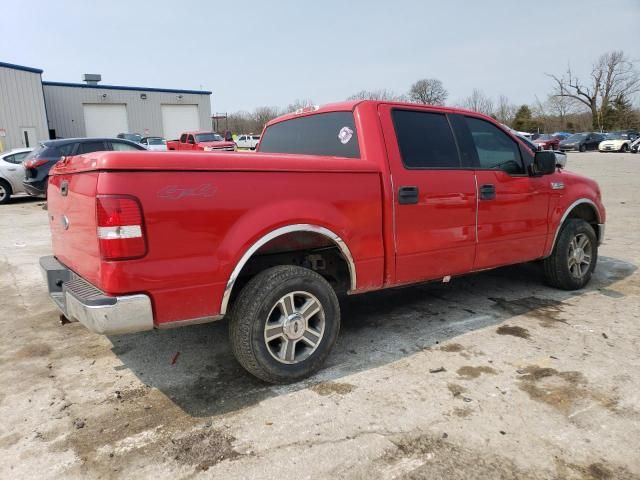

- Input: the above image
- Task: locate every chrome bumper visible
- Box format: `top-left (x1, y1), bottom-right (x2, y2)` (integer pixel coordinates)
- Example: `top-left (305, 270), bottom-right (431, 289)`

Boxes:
top-left (39, 256), bottom-right (154, 335)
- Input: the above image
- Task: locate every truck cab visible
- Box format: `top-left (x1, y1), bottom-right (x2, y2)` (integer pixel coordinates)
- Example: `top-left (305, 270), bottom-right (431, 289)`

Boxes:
top-left (166, 131), bottom-right (236, 152)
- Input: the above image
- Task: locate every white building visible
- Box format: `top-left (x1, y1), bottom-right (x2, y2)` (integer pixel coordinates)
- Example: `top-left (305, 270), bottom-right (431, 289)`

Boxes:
top-left (0, 61), bottom-right (212, 152)
top-left (0, 62), bottom-right (49, 151)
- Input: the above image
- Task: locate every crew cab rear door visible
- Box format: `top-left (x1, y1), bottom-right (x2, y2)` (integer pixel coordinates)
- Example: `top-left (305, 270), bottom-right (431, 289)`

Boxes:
top-left (378, 105), bottom-right (477, 284)
top-left (450, 114), bottom-right (550, 269)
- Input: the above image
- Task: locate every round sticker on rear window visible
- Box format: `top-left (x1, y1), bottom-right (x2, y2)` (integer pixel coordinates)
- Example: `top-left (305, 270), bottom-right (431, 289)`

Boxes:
top-left (338, 126), bottom-right (354, 145)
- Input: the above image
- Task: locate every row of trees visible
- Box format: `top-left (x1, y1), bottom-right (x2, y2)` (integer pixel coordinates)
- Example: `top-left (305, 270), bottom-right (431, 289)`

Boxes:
top-left (217, 50), bottom-right (639, 135)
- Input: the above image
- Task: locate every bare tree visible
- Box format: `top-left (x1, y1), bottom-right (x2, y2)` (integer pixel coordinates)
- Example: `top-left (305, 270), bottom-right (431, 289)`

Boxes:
top-left (495, 95), bottom-right (517, 125)
top-left (347, 89), bottom-right (406, 101)
top-left (408, 78), bottom-right (448, 105)
top-left (548, 50), bottom-right (640, 130)
top-left (253, 106), bottom-right (281, 130)
top-left (460, 89), bottom-right (494, 116)
top-left (285, 98), bottom-right (315, 113)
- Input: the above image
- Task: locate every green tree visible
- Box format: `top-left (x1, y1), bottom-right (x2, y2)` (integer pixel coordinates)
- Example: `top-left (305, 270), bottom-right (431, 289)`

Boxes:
top-left (512, 105), bottom-right (538, 132)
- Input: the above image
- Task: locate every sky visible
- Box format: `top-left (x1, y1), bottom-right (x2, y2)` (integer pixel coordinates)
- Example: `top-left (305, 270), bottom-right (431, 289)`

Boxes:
top-left (2, 0), bottom-right (639, 113)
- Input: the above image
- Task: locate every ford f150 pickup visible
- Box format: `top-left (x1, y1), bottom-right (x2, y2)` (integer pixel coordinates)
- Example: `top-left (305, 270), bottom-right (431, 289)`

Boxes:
top-left (166, 131), bottom-right (236, 152)
top-left (41, 100), bottom-right (605, 383)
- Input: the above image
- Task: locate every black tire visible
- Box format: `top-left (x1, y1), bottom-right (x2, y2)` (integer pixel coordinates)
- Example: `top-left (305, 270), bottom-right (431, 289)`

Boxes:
top-left (543, 219), bottom-right (597, 290)
top-left (579, 144), bottom-right (586, 152)
top-left (228, 265), bottom-right (340, 383)
top-left (0, 179), bottom-right (12, 205)
top-left (621, 144), bottom-right (629, 153)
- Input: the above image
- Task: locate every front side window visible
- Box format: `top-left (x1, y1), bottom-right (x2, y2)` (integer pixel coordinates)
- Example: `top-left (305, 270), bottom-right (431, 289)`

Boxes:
top-left (259, 111), bottom-right (360, 158)
top-left (465, 117), bottom-right (524, 174)
top-left (392, 110), bottom-right (460, 169)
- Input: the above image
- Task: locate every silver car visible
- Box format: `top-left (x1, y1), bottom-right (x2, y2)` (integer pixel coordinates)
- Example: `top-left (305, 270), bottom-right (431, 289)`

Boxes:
top-left (0, 148), bottom-right (32, 204)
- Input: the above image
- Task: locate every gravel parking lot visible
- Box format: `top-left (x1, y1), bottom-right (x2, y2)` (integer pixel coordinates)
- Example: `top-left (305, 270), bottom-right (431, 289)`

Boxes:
top-left (1, 151), bottom-right (639, 479)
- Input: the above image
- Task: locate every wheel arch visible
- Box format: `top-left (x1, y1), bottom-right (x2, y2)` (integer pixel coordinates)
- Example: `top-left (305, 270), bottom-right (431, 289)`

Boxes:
top-left (220, 224), bottom-right (357, 315)
top-left (549, 199), bottom-right (603, 254)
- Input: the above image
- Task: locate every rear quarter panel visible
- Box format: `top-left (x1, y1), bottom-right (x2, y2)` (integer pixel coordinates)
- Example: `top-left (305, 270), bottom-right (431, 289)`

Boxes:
top-left (96, 170), bottom-right (384, 325)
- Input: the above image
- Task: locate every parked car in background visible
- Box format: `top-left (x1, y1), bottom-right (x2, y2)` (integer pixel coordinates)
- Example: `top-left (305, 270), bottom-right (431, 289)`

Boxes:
top-left (599, 132), bottom-right (637, 152)
top-left (0, 148), bottom-right (32, 204)
top-left (166, 132), bottom-right (236, 152)
top-left (117, 133), bottom-right (143, 144)
top-left (515, 133), bottom-right (567, 168)
top-left (23, 138), bottom-right (146, 197)
top-left (533, 134), bottom-right (561, 150)
top-left (235, 134), bottom-right (261, 150)
top-left (559, 132), bottom-right (604, 152)
top-left (140, 136), bottom-right (167, 151)
top-left (552, 132), bottom-right (572, 140)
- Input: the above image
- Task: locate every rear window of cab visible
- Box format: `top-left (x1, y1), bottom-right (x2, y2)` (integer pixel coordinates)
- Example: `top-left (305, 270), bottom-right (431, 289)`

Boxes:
top-left (259, 112), bottom-right (360, 158)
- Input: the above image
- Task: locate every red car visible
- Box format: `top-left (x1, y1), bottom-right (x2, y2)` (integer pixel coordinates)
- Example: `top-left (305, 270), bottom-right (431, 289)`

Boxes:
top-left (533, 134), bottom-right (561, 150)
top-left (166, 131), bottom-right (236, 152)
top-left (41, 101), bottom-right (605, 383)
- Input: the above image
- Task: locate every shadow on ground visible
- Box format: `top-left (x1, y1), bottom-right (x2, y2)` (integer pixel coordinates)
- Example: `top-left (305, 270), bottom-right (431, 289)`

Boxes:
top-left (108, 256), bottom-right (636, 418)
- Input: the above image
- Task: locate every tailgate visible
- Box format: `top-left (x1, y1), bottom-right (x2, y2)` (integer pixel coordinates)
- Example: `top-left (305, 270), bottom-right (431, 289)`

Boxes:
top-left (48, 172), bottom-right (102, 287)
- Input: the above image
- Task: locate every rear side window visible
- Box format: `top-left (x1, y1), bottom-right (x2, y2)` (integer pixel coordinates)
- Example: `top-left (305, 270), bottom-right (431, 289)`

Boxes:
top-left (77, 141), bottom-right (107, 154)
top-left (392, 110), bottom-right (460, 168)
top-left (180, 134), bottom-right (187, 143)
top-left (259, 112), bottom-right (360, 158)
top-left (465, 117), bottom-right (524, 174)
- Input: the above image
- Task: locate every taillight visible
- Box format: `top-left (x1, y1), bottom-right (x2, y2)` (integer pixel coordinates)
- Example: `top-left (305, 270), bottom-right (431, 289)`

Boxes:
top-left (25, 159), bottom-right (48, 168)
top-left (96, 196), bottom-right (147, 260)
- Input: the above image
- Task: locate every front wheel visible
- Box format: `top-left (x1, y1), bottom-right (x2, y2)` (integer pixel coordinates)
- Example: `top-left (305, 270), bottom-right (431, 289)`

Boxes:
top-left (579, 144), bottom-right (586, 152)
top-left (543, 219), bottom-right (597, 290)
top-left (229, 265), bottom-right (340, 383)
top-left (621, 144), bottom-right (629, 153)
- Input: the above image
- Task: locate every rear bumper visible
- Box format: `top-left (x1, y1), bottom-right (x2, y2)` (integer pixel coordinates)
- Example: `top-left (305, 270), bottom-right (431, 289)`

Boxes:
top-left (23, 179), bottom-right (47, 196)
top-left (39, 255), bottom-right (154, 335)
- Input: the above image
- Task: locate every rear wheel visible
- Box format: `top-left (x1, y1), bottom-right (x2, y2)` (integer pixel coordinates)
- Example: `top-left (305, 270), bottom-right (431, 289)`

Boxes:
top-left (229, 265), bottom-right (340, 383)
top-left (0, 179), bottom-right (12, 205)
top-left (543, 219), bottom-right (597, 290)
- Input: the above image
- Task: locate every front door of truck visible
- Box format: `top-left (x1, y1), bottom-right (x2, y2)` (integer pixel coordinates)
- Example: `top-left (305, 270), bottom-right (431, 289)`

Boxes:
top-left (453, 114), bottom-right (550, 269)
top-left (379, 105), bottom-right (477, 285)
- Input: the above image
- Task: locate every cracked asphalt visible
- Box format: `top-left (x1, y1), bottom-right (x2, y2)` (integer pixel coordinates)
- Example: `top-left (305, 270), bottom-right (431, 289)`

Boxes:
top-left (1, 152), bottom-right (639, 479)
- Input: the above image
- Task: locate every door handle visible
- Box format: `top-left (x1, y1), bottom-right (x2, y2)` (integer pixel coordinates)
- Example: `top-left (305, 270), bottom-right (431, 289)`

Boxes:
top-left (8, 168), bottom-right (17, 171)
top-left (398, 186), bottom-right (419, 204)
top-left (479, 184), bottom-right (496, 200)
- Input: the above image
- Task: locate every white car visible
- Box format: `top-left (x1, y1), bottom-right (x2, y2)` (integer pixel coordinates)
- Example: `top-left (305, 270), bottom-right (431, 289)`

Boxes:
top-left (235, 134), bottom-right (261, 150)
top-left (0, 148), bottom-right (32, 204)
top-left (598, 132), bottom-right (636, 152)
top-left (140, 137), bottom-right (168, 151)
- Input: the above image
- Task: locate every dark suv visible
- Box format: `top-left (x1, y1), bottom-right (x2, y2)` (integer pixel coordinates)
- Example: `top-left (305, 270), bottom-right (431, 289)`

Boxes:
top-left (23, 138), bottom-right (146, 197)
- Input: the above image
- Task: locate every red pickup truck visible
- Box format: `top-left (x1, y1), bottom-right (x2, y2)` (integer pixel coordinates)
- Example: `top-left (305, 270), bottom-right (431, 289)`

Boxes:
top-left (166, 131), bottom-right (236, 152)
top-left (41, 101), bottom-right (605, 383)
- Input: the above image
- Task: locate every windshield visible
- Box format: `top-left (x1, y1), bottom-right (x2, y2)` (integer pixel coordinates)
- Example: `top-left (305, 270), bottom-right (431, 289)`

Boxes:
top-left (565, 134), bottom-right (586, 142)
top-left (147, 137), bottom-right (166, 145)
top-left (195, 133), bottom-right (224, 142)
top-left (605, 132), bottom-right (629, 140)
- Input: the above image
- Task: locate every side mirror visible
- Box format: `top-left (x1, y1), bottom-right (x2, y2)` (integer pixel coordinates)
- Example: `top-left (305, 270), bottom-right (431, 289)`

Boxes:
top-left (554, 151), bottom-right (567, 169)
top-left (530, 151), bottom-right (557, 176)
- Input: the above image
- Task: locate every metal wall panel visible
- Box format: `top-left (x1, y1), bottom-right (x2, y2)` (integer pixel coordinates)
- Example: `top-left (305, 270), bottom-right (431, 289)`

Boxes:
top-left (43, 84), bottom-right (212, 139)
top-left (0, 66), bottom-right (49, 151)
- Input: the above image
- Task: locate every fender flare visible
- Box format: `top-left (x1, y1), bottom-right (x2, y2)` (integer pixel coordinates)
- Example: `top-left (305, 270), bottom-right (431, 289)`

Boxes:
top-left (220, 224), bottom-right (357, 315)
top-left (549, 198), bottom-right (603, 252)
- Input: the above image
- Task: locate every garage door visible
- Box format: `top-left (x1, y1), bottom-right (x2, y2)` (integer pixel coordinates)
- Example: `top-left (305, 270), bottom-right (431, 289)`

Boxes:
top-left (161, 105), bottom-right (200, 140)
top-left (83, 104), bottom-right (129, 138)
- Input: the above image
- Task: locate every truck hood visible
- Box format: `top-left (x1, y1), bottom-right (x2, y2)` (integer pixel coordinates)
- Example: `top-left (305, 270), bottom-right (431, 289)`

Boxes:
top-left (50, 151), bottom-right (380, 175)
